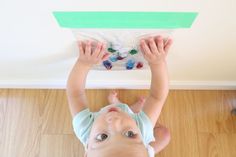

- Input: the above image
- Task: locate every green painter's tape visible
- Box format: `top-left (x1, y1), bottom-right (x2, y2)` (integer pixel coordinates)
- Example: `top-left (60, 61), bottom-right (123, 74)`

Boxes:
top-left (53, 12), bottom-right (198, 29)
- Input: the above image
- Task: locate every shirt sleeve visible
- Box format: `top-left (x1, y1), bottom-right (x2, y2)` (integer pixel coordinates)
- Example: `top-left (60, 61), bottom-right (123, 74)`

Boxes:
top-left (146, 144), bottom-right (155, 157)
top-left (134, 111), bottom-right (155, 145)
top-left (72, 108), bottom-right (94, 146)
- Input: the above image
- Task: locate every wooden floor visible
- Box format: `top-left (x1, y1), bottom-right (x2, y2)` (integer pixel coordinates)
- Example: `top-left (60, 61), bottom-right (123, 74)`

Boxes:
top-left (0, 89), bottom-right (236, 157)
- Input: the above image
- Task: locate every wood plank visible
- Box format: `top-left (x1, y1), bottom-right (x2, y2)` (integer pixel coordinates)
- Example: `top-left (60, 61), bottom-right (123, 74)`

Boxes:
top-left (198, 133), bottom-right (236, 157)
top-left (222, 90), bottom-right (236, 131)
top-left (191, 90), bottom-right (236, 133)
top-left (0, 89), bottom-right (41, 157)
top-left (39, 134), bottom-right (83, 157)
top-left (216, 133), bottom-right (236, 157)
top-left (39, 90), bottom-right (73, 134)
top-left (86, 89), bottom-right (110, 112)
top-left (157, 90), bottom-right (199, 157)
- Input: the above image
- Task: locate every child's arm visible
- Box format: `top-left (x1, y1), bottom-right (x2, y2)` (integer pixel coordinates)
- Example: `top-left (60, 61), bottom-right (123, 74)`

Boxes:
top-left (66, 41), bottom-right (109, 117)
top-left (140, 36), bottom-right (173, 126)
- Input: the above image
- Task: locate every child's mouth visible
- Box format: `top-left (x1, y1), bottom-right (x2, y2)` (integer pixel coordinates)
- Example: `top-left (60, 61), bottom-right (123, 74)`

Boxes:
top-left (108, 107), bottom-right (119, 112)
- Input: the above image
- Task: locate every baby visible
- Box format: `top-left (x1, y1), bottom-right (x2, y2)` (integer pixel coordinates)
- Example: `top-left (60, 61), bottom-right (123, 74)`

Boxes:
top-left (66, 35), bottom-right (173, 157)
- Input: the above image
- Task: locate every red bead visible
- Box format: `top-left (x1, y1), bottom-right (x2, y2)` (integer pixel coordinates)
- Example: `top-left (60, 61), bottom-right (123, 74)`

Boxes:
top-left (136, 62), bottom-right (143, 69)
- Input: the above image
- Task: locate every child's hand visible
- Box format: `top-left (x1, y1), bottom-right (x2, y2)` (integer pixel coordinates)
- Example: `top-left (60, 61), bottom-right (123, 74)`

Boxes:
top-left (77, 40), bottom-right (109, 67)
top-left (139, 36), bottom-right (173, 66)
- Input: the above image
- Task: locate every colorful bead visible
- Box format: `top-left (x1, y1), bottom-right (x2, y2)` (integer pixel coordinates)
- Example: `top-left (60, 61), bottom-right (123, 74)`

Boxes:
top-left (108, 48), bottom-right (116, 53)
top-left (129, 49), bottom-right (138, 55)
top-left (103, 60), bottom-right (112, 70)
top-left (136, 61), bottom-right (143, 69)
top-left (126, 59), bottom-right (135, 70)
top-left (109, 55), bottom-right (118, 62)
top-left (117, 56), bottom-right (124, 60)
top-left (119, 54), bottom-right (128, 59)
top-left (116, 52), bottom-right (128, 60)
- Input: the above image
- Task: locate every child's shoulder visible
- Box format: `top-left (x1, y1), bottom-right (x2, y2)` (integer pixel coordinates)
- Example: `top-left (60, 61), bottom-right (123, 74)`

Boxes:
top-left (72, 108), bottom-right (94, 146)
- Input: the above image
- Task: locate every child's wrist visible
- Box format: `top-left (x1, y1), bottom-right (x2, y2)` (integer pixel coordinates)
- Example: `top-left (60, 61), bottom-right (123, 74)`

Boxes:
top-left (76, 60), bottom-right (93, 69)
top-left (148, 60), bottom-right (167, 68)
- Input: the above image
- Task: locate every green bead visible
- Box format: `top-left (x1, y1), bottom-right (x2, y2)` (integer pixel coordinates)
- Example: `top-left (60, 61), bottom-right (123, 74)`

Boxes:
top-left (129, 49), bottom-right (138, 55)
top-left (108, 48), bottom-right (116, 53)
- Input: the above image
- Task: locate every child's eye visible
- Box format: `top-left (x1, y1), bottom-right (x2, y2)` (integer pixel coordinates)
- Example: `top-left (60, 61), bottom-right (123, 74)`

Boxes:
top-left (96, 133), bottom-right (108, 142)
top-left (124, 131), bottom-right (136, 138)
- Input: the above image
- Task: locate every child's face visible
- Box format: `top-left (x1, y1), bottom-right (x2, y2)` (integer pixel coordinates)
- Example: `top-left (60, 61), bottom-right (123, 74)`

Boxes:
top-left (86, 106), bottom-right (148, 157)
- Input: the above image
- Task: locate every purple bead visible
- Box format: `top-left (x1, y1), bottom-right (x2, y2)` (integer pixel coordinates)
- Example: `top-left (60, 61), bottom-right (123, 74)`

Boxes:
top-left (117, 56), bottom-right (124, 60)
top-left (103, 60), bottom-right (112, 70)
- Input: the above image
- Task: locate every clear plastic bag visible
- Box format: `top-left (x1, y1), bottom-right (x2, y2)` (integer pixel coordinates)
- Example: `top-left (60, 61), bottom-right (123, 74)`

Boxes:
top-left (72, 29), bottom-right (173, 70)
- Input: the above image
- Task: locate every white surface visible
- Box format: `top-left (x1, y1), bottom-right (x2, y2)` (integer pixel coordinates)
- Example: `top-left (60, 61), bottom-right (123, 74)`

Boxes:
top-left (0, 0), bottom-right (236, 89)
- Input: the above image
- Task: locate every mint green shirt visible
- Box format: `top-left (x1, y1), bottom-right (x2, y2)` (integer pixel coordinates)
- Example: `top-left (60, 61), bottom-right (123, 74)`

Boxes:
top-left (72, 103), bottom-right (155, 156)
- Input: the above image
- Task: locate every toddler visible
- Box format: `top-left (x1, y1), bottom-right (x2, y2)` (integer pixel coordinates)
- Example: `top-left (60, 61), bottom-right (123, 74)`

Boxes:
top-left (66, 35), bottom-right (173, 157)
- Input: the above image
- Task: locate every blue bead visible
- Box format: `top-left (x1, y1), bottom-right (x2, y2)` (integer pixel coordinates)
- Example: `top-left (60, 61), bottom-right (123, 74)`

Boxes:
top-left (103, 60), bottom-right (112, 70)
top-left (109, 55), bottom-right (118, 62)
top-left (126, 59), bottom-right (135, 70)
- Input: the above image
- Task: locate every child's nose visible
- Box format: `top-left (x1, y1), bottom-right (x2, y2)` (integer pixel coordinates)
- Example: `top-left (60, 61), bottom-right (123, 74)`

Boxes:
top-left (106, 115), bottom-right (118, 123)
top-left (105, 113), bottom-right (121, 126)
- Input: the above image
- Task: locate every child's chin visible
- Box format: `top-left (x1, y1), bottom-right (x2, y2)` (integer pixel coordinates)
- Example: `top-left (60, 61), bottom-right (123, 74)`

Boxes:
top-left (99, 104), bottom-right (120, 113)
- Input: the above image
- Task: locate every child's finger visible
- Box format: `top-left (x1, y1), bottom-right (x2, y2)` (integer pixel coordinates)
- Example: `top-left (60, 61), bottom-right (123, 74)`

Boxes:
top-left (155, 36), bottom-right (164, 53)
top-left (139, 44), bottom-right (146, 57)
top-left (78, 41), bottom-right (85, 55)
top-left (97, 43), bottom-right (106, 59)
top-left (93, 42), bottom-right (102, 58)
top-left (148, 37), bottom-right (158, 54)
top-left (164, 38), bottom-right (173, 54)
top-left (140, 39), bottom-right (152, 57)
top-left (85, 40), bottom-right (92, 57)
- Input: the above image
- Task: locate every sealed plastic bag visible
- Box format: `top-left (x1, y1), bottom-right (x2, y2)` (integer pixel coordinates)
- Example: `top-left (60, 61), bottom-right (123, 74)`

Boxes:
top-left (72, 29), bottom-right (172, 70)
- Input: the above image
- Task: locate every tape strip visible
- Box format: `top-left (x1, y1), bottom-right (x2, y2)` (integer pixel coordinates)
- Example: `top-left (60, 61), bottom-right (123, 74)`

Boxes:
top-left (53, 12), bottom-right (198, 29)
